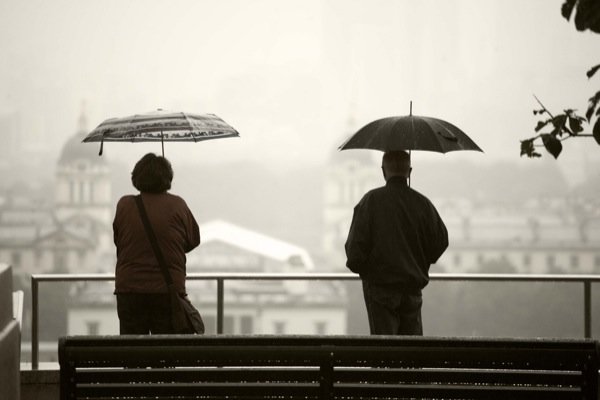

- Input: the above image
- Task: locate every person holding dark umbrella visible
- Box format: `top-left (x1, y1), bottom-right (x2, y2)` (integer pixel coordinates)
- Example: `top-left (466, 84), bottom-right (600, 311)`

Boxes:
top-left (341, 103), bottom-right (481, 335)
top-left (344, 150), bottom-right (448, 335)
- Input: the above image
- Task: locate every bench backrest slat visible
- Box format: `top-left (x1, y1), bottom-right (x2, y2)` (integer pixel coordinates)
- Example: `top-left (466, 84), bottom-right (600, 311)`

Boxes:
top-left (59, 335), bottom-right (599, 400)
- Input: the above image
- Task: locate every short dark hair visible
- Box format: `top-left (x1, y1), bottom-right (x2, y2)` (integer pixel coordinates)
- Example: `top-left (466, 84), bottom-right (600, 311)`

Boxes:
top-left (131, 153), bottom-right (173, 193)
top-left (382, 151), bottom-right (411, 177)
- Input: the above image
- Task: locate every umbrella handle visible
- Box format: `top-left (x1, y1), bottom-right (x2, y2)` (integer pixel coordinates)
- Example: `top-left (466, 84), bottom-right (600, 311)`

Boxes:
top-left (408, 149), bottom-right (411, 187)
top-left (161, 131), bottom-right (164, 157)
top-left (98, 135), bottom-right (104, 156)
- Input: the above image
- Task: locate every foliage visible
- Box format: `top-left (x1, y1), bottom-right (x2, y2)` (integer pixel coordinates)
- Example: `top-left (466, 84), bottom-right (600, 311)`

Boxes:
top-left (521, 0), bottom-right (600, 158)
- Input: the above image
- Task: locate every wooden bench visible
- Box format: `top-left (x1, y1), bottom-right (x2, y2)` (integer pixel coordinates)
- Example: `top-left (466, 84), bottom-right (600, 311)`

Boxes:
top-left (59, 334), bottom-right (599, 400)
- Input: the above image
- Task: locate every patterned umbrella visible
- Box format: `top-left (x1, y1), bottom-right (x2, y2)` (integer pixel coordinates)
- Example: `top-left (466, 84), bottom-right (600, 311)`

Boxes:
top-left (83, 109), bottom-right (240, 156)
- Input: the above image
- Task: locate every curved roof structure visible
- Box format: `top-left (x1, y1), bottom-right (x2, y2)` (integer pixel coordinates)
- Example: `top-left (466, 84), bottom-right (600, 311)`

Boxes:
top-left (199, 220), bottom-right (315, 270)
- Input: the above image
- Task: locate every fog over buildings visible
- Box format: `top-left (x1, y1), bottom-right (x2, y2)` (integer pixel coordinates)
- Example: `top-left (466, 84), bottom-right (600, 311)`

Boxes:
top-left (1, 0), bottom-right (600, 345)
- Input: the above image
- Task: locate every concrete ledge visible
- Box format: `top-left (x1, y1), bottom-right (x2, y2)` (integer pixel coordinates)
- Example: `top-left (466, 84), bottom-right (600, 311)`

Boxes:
top-left (0, 321), bottom-right (20, 400)
top-left (0, 264), bottom-right (20, 400)
top-left (21, 368), bottom-right (59, 400)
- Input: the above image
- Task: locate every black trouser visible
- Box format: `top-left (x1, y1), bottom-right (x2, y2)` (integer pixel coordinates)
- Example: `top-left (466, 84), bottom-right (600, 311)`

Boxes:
top-left (362, 280), bottom-right (423, 335)
top-left (116, 293), bottom-right (173, 334)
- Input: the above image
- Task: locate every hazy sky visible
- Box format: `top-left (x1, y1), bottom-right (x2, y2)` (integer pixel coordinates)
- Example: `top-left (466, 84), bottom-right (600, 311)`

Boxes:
top-left (1, 0), bottom-right (599, 171)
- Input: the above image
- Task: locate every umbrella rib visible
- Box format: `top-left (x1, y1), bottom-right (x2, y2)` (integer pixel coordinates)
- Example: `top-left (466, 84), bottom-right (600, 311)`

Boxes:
top-left (180, 112), bottom-right (199, 143)
top-left (426, 119), bottom-right (454, 153)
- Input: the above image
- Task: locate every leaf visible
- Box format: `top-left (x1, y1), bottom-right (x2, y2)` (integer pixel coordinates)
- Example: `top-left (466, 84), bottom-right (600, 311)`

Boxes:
top-left (573, 0), bottom-right (600, 33)
top-left (568, 116), bottom-right (584, 134)
top-left (561, 0), bottom-right (577, 21)
top-left (594, 118), bottom-right (600, 145)
top-left (520, 138), bottom-right (542, 158)
top-left (587, 91), bottom-right (600, 121)
top-left (551, 114), bottom-right (570, 136)
top-left (552, 114), bottom-right (567, 129)
top-left (541, 134), bottom-right (563, 158)
top-left (550, 125), bottom-right (563, 137)
top-left (535, 119), bottom-right (551, 132)
top-left (587, 64), bottom-right (600, 79)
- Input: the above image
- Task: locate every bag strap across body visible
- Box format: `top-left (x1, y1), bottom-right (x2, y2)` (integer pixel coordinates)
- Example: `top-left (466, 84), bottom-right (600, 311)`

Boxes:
top-left (134, 195), bottom-right (176, 289)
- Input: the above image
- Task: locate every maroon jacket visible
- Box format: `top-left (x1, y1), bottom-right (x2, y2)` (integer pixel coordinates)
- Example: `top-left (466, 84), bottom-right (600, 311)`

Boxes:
top-left (113, 192), bottom-right (200, 294)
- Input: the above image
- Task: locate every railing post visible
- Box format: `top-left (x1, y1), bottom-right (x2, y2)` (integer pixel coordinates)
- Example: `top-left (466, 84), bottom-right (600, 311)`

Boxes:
top-left (217, 278), bottom-right (224, 334)
top-left (31, 276), bottom-right (39, 370)
top-left (584, 280), bottom-right (591, 339)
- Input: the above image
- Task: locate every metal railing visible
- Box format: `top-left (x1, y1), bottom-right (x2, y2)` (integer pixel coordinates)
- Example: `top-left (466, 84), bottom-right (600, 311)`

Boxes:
top-left (30, 272), bottom-right (600, 369)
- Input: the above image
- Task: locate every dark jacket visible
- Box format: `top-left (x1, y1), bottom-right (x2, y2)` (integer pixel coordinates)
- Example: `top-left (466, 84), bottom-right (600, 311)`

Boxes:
top-left (113, 192), bottom-right (200, 294)
top-left (345, 176), bottom-right (448, 289)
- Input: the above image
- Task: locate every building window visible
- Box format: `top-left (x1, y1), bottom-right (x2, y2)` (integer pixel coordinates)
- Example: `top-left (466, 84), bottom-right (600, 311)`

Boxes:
top-left (240, 316), bottom-right (253, 334)
top-left (224, 316), bottom-right (234, 334)
top-left (54, 251), bottom-right (68, 273)
top-left (315, 321), bottom-right (327, 335)
top-left (79, 182), bottom-right (86, 203)
top-left (476, 254), bottom-right (484, 266)
top-left (453, 254), bottom-right (461, 267)
top-left (570, 255), bottom-right (579, 269)
top-left (89, 183), bottom-right (95, 203)
top-left (203, 315), bottom-right (216, 334)
top-left (86, 321), bottom-right (100, 335)
top-left (34, 250), bottom-right (42, 266)
top-left (78, 250), bottom-right (86, 265)
top-left (11, 252), bottom-right (21, 267)
top-left (595, 255), bottom-right (600, 268)
top-left (69, 180), bottom-right (75, 203)
top-left (273, 321), bottom-right (286, 334)
top-left (523, 254), bottom-right (531, 267)
top-left (547, 255), bottom-right (556, 269)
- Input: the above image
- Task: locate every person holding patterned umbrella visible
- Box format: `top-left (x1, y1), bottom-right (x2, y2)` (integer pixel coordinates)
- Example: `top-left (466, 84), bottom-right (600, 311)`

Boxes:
top-left (113, 153), bottom-right (200, 334)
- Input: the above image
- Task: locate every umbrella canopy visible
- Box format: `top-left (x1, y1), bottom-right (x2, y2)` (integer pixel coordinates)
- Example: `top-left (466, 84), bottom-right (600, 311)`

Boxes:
top-left (339, 114), bottom-right (483, 153)
top-left (83, 109), bottom-right (240, 156)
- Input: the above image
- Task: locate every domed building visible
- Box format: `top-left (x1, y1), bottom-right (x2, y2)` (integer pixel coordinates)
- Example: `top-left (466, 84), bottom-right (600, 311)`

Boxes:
top-left (322, 124), bottom-right (380, 269)
top-left (51, 111), bottom-right (113, 273)
top-left (0, 111), bottom-right (114, 277)
top-left (55, 112), bottom-right (112, 226)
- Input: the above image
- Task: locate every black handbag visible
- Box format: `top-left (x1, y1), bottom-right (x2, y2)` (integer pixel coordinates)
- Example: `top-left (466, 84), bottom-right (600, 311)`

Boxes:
top-left (134, 195), bottom-right (205, 334)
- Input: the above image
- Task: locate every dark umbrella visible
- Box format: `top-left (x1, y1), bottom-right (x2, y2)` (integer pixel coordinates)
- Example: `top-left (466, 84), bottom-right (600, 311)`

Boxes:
top-left (339, 104), bottom-right (483, 153)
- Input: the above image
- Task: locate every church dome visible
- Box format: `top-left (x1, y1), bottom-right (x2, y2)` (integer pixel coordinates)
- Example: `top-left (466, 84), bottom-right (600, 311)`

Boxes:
top-left (58, 130), bottom-right (106, 166)
top-left (58, 111), bottom-right (106, 166)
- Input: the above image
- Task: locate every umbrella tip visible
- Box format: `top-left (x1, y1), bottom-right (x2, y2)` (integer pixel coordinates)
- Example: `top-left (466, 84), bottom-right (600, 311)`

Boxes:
top-left (409, 101), bottom-right (412, 116)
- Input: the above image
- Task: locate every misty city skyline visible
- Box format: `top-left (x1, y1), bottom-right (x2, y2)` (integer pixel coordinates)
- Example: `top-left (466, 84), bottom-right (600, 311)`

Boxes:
top-left (1, 0), bottom-right (599, 173)
top-left (1, 0), bottom-right (599, 268)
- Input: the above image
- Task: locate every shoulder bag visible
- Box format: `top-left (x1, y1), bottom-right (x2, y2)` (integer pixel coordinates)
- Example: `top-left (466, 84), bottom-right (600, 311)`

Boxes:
top-left (134, 195), bottom-right (205, 334)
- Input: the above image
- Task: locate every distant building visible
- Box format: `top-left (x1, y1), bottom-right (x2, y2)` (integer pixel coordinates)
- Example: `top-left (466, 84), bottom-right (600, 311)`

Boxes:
top-left (323, 137), bottom-right (379, 270)
top-left (0, 111), bottom-right (113, 278)
top-left (322, 143), bottom-right (600, 275)
top-left (68, 220), bottom-right (347, 336)
top-left (437, 198), bottom-right (600, 274)
top-left (0, 110), bottom-right (21, 160)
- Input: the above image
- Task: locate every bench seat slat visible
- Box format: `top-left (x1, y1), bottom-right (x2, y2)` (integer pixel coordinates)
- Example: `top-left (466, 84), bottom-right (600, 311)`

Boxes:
top-left (59, 335), bottom-right (599, 400)
top-left (332, 347), bottom-right (594, 370)
top-left (76, 367), bottom-right (321, 383)
top-left (75, 367), bottom-right (582, 387)
top-left (333, 383), bottom-right (582, 400)
top-left (77, 382), bottom-right (321, 397)
top-left (65, 346), bottom-right (328, 367)
top-left (335, 367), bottom-right (582, 386)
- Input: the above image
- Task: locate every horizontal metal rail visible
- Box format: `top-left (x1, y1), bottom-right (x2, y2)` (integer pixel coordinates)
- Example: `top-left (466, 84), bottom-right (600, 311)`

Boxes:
top-left (30, 273), bottom-right (600, 369)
